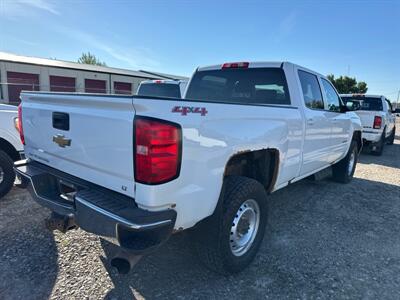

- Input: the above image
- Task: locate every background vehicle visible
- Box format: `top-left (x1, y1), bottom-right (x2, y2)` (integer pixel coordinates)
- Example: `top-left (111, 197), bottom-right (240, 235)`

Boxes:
top-left (0, 104), bottom-right (24, 198)
top-left (16, 62), bottom-right (362, 274)
top-left (341, 94), bottom-right (396, 155)
top-left (136, 79), bottom-right (188, 98)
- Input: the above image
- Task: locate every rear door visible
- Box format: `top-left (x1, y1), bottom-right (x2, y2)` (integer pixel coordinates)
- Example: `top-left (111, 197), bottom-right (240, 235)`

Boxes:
top-left (320, 78), bottom-right (351, 161)
top-left (297, 70), bottom-right (332, 176)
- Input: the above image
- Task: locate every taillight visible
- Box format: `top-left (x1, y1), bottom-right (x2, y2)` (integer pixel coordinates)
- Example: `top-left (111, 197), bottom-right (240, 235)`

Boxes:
top-left (17, 104), bottom-right (25, 145)
top-left (373, 116), bottom-right (382, 129)
top-left (135, 117), bottom-right (181, 184)
top-left (222, 62), bottom-right (249, 69)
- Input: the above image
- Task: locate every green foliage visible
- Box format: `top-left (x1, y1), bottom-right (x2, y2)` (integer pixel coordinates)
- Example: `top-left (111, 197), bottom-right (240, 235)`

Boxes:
top-left (77, 52), bottom-right (107, 66)
top-left (327, 74), bottom-right (368, 94)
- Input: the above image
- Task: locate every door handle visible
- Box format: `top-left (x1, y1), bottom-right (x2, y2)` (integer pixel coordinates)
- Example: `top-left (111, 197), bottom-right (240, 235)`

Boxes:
top-left (307, 118), bottom-right (314, 126)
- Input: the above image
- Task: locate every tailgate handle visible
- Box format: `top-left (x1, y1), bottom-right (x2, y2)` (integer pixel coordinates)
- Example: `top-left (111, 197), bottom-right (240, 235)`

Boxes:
top-left (53, 112), bottom-right (69, 131)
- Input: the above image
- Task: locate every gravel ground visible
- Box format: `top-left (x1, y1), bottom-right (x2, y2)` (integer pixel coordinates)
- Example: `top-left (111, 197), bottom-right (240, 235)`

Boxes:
top-left (1, 131), bottom-right (399, 299)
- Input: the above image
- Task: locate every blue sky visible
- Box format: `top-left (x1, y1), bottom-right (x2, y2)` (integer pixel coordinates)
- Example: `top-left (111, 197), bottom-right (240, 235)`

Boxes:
top-left (1, 0), bottom-right (399, 99)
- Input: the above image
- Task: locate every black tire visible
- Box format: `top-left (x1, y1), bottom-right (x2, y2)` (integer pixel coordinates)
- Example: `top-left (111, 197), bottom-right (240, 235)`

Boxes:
top-left (372, 129), bottom-right (385, 156)
top-left (332, 140), bottom-right (358, 184)
top-left (387, 127), bottom-right (395, 145)
top-left (192, 176), bottom-right (268, 274)
top-left (0, 150), bottom-right (16, 199)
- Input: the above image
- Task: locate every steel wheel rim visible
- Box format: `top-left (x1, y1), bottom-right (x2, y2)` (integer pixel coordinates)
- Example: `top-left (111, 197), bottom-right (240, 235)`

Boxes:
top-left (230, 199), bottom-right (260, 257)
top-left (348, 150), bottom-right (356, 175)
top-left (0, 167), bottom-right (4, 184)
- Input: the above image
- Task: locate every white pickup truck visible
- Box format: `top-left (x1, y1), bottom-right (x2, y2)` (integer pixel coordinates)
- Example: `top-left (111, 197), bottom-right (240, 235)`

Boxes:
top-left (137, 79), bottom-right (188, 98)
top-left (15, 62), bottom-right (362, 274)
top-left (0, 104), bottom-right (24, 198)
top-left (341, 94), bottom-right (396, 155)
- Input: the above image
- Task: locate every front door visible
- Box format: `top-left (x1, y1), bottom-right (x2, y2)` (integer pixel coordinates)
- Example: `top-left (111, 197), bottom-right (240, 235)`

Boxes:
top-left (320, 78), bottom-right (351, 162)
top-left (298, 70), bottom-right (332, 176)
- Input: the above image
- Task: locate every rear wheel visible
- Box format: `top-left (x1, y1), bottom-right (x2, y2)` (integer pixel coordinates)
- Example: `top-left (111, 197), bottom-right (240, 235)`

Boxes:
top-left (192, 176), bottom-right (268, 274)
top-left (372, 129), bottom-right (385, 156)
top-left (332, 140), bottom-right (358, 183)
top-left (0, 150), bottom-right (16, 199)
top-left (387, 127), bottom-right (395, 145)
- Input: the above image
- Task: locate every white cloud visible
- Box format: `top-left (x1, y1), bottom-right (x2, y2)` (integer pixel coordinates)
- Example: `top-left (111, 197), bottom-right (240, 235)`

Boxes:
top-left (1, 0), bottom-right (59, 19)
top-left (58, 27), bottom-right (160, 70)
top-left (274, 11), bottom-right (297, 43)
top-left (21, 0), bottom-right (59, 15)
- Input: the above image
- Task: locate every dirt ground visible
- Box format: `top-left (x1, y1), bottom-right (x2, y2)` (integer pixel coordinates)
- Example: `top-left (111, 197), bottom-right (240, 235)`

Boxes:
top-left (1, 131), bottom-right (399, 299)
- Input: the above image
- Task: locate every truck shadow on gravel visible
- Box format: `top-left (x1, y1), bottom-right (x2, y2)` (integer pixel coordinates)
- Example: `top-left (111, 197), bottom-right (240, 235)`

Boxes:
top-left (0, 188), bottom-right (58, 300)
top-left (100, 176), bottom-right (400, 299)
top-left (359, 142), bottom-right (400, 169)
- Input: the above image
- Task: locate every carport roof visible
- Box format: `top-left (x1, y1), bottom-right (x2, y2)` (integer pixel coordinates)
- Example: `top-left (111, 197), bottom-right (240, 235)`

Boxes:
top-left (0, 52), bottom-right (185, 80)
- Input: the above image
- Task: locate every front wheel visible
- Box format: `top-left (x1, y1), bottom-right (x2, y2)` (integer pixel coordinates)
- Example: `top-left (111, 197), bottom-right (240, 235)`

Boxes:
top-left (0, 150), bottom-right (16, 199)
top-left (192, 176), bottom-right (268, 274)
top-left (332, 140), bottom-right (358, 184)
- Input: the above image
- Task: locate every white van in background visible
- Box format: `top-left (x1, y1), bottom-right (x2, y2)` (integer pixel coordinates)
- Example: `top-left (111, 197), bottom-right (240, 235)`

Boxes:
top-left (136, 79), bottom-right (188, 98)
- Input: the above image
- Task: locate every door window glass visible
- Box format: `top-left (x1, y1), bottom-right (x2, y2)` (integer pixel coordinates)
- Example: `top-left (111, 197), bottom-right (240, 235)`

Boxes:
top-left (321, 78), bottom-right (341, 112)
top-left (298, 70), bottom-right (324, 109)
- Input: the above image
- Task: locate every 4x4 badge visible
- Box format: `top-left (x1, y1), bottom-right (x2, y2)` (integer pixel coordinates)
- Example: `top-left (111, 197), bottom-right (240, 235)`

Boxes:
top-left (172, 106), bottom-right (208, 116)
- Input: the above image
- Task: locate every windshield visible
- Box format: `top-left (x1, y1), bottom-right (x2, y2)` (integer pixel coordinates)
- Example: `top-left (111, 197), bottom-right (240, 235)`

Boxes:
top-left (137, 83), bottom-right (181, 98)
top-left (185, 68), bottom-right (290, 105)
top-left (341, 96), bottom-right (383, 111)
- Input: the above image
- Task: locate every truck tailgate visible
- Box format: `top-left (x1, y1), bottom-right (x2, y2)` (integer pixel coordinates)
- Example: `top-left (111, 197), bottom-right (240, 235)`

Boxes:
top-left (21, 92), bottom-right (136, 196)
top-left (354, 110), bottom-right (380, 130)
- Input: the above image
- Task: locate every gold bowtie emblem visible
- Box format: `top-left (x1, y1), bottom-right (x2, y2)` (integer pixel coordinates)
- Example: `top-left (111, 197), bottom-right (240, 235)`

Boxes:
top-left (53, 134), bottom-right (71, 148)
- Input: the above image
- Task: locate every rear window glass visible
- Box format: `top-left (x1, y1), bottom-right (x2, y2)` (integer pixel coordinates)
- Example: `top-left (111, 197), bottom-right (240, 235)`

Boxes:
top-left (185, 68), bottom-right (290, 105)
top-left (137, 83), bottom-right (181, 98)
top-left (341, 96), bottom-right (383, 111)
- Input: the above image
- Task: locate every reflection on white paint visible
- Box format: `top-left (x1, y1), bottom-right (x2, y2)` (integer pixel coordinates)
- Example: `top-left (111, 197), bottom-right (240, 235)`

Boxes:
top-left (184, 128), bottom-right (227, 148)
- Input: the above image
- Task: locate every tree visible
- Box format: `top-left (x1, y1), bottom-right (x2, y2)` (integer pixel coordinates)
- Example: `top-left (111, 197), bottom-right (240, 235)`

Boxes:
top-left (327, 74), bottom-right (368, 94)
top-left (77, 52), bottom-right (107, 66)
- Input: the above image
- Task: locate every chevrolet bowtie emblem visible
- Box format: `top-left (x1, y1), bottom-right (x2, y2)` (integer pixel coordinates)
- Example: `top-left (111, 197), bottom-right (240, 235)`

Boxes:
top-left (53, 134), bottom-right (71, 148)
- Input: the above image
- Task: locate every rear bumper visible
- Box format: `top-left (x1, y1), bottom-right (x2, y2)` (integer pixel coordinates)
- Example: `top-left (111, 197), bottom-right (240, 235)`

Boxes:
top-left (362, 130), bottom-right (382, 143)
top-left (14, 159), bottom-right (176, 254)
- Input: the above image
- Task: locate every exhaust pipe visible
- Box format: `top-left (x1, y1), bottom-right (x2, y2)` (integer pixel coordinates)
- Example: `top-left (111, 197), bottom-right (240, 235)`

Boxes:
top-left (110, 250), bottom-right (142, 274)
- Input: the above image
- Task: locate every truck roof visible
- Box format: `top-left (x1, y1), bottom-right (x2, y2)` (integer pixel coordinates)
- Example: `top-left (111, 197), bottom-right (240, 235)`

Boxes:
top-left (139, 79), bottom-right (187, 85)
top-left (197, 61), bottom-right (286, 71)
top-left (196, 61), bottom-right (326, 78)
top-left (340, 94), bottom-right (385, 99)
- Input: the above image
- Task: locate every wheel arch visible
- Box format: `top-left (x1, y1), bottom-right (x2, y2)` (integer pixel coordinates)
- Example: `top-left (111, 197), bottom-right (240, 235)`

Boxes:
top-left (352, 130), bottom-right (362, 153)
top-left (0, 138), bottom-right (20, 161)
top-left (223, 148), bottom-right (279, 193)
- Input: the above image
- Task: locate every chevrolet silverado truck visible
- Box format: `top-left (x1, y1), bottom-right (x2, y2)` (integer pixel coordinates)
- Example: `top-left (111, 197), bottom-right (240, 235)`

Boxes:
top-left (341, 94), bottom-right (396, 155)
top-left (0, 104), bottom-right (24, 198)
top-left (15, 62), bottom-right (362, 274)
